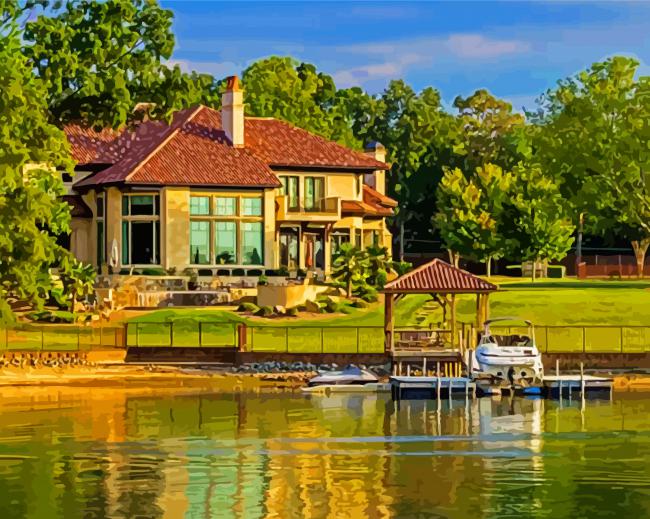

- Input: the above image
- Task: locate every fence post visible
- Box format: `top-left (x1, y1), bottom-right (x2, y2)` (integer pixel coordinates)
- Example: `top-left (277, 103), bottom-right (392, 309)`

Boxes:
top-left (198, 322), bottom-right (202, 347)
top-left (169, 321), bottom-right (174, 347)
top-left (135, 323), bottom-right (139, 347)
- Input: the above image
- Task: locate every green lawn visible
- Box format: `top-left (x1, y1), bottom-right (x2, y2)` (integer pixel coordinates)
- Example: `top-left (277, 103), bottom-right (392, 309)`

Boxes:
top-left (127, 278), bottom-right (650, 328)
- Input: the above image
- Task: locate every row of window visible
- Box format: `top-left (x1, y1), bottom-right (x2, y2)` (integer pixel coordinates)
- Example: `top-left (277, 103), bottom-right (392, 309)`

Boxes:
top-left (190, 220), bottom-right (263, 265)
top-left (190, 195), bottom-right (262, 217)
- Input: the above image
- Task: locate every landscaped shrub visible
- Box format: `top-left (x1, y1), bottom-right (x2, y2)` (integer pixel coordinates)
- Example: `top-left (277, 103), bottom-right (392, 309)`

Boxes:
top-left (264, 269), bottom-right (278, 276)
top-left (257, 274), bottom-right (268, 286)
top-left (255, 305), bottom-right (274, 317)
top-left (216, 269), bottom-right (230, 276)
top-left (27, 310), bottom-right (75, 323)
top-left (232, 268), bottom-right (246, 276)
top-left (286, 306), bottom-right (299, 317)
top-left (351, 299), bottom-right (369, 308)
top-left (277, 266), bottom-right (290, 277)
top-left (197, 268), bottom-right (213, 276)
top-left (248, 269), bottom-right (263, 277)
top-left (325, 299), bottom-right (341, 313)
top-left (238, 302), bottom-right (260, 313)
top-left (354, 284), bottom-right (378, 303)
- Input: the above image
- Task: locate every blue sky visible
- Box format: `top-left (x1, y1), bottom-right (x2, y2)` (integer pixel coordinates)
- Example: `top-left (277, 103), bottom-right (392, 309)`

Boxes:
top-left (162, 1), bottom-right (650, 111)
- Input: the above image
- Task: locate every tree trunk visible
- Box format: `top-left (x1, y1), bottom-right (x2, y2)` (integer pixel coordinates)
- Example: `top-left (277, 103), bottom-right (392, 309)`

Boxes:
top-left (448, 250), bottom-right (460, 268)
top-left (631, 239), bottom-right (650, 278)
top-left (486, 256), bottom-right (492, 278)
top-left (531, 259), bottom-right (536, 283)
top-left (346, 278), bottom-right (352, 298)
top-left (399, 222), bottom-right (405, 262)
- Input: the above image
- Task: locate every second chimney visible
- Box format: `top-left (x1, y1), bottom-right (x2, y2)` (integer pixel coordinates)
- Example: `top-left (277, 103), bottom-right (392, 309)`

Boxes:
top-left (222, 75), bottom-right (244, 147)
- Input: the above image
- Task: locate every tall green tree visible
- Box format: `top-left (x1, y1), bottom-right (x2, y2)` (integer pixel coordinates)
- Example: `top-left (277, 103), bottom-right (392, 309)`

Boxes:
top-left (532, 56), bottom-right (650, 275)
top-left (0, 22), bottom-right (73, 321)
top-left (23, 0), bottom-right (216, 128)
top-left (240, 57), bottom-right (361, 148)
top-left (506, 163), bottom-right (575, 280)
top-left (453, 89), bottom-right (528, 172)
top-left (434, 163), bottom-right (514, 275)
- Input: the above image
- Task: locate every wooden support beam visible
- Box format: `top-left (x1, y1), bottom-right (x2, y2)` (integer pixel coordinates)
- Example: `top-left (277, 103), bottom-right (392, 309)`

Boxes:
top-left (450, 293), bottom-right (457, 349)
top-left (384, 293), bottom-right (395, 353)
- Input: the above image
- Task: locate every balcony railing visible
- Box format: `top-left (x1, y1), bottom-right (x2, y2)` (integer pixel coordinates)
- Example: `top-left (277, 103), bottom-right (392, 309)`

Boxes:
top-left (276, 195), bottom-right (340, 221)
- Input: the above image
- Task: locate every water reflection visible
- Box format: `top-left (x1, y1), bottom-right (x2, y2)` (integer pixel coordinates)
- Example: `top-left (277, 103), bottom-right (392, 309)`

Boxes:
top-left (0, 387), bottom-right (649, 518)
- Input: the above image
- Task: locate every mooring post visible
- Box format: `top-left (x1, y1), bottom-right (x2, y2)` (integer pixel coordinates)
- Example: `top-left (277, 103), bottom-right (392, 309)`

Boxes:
top-left (423, 356), bottom-right (427, 376)
top-left (399, 361), bottom-right (403, 376)
top-left (555, 358), bottom-right (559, 377)
top-left (436, 361), bottom-right (441, 400)
top-left (580, 362), bottom-right (585, 399)
top-left (407, 364), bottom-right (411, 377)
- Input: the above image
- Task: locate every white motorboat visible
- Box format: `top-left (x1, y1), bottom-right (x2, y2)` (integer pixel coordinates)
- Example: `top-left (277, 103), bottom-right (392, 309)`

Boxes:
top-left (472, 317), bottom-right (544, 387)
top-left (301, 366), bottom-right (389, 393)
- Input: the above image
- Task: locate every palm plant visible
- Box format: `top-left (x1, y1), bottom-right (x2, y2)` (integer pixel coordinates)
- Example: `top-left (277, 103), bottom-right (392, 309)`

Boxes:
top-left (366, 245), bottom-right (391, 288)
top-left (331, 244), bottom-right (369, 298)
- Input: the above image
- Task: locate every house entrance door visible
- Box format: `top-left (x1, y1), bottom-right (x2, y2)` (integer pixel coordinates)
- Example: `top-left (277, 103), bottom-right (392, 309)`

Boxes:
top-left (279, 227), bottom-right (300, 270)
top-left (304, 231), bottom-right (325, 270)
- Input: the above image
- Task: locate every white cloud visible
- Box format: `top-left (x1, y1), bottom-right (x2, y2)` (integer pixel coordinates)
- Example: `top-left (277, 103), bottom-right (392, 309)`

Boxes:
top-left (445, 34), bottom-right (530, 59)
top-left (332, 33), bottom-right (531, 87)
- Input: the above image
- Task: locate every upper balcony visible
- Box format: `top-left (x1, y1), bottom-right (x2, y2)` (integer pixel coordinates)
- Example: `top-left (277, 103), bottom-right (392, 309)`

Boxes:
top-left (275, 195), bottom-right (341, 222)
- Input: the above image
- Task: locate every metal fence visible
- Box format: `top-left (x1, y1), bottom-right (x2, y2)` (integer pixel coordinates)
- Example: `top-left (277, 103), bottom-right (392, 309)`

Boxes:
top-left (0, 324), bottom-right (124, 352)
top-left (125, 321), bottom-right (238, 348)
top-left (246, 325), bottom-right (385, 354)
top-left (486, 325), bottom-right (650, 353)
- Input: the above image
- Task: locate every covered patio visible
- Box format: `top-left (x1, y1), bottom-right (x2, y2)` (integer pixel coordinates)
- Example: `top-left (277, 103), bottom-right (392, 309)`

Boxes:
top-left (383, 259), bottom-right (498, 355)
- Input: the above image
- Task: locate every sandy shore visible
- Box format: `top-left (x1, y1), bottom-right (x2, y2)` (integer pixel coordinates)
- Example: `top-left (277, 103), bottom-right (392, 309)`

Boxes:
top-left (0, 365), bottom-right (315, 390)
top-left (1, 364), bottom-right (650, 391)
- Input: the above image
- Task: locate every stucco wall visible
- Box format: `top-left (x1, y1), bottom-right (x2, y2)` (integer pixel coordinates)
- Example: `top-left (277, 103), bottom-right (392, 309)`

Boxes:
top-left (163, 187), bottom-right (190, 270)
top-left (257, 283), bottom-right (329, 308)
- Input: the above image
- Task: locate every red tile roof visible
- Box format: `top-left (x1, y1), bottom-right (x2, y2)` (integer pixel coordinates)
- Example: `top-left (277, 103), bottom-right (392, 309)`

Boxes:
top-left (67, 106), bottom-right (389, 189)
top-left (342, 185), bottom-right (397, 217)
top-left (244, 118), bottom-right (388, 171)
top-left (383, 259), bottom-right (498, 294)
top-left (74, 107), bottom-right (279, 188)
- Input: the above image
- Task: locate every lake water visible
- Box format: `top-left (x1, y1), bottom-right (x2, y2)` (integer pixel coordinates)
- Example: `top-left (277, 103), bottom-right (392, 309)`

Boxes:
top-left (0, 386), bottom-right (649, 518)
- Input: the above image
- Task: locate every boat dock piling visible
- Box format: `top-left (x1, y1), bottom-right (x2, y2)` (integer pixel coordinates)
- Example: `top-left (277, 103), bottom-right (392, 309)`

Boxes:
top-left (391, 361), bottom-right (476, 401)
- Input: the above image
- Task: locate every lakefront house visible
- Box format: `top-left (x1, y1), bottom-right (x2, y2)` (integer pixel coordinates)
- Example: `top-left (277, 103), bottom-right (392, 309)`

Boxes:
top-left (62, 76), bottom-right (395, 277)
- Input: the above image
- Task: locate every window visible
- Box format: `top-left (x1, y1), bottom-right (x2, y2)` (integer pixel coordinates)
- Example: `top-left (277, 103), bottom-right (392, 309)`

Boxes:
top-left (123, 194), bottom-right (158, 216)
top-left (355, 229), bottom-right (362, 248)
top-left (96, 194), bottom-right (105, 218)
top-left (190, 196), bottom-right (210, 216)
top-left (186, 193), bottom-right (264, 266)
top-left (190, 221), bottom-right (210, 264)
top-left (280, 228), bottom-right (299, 269)
top-left (331, 230), bottom-right (350, 259)
top-left (215, 197), bottom-right (236, 216)
top-left (121, 194), bottom-right (160, 265)
top-left (242, 197), bottom-right (262, 216)
top-left (241, 222), bottom-right (263, 265)
top-left (215, 221), bottom-right (237, 264)
top-left (304, 177), bottom-right (325, 212)
top-left (280, 176), bottom-right (299, 211)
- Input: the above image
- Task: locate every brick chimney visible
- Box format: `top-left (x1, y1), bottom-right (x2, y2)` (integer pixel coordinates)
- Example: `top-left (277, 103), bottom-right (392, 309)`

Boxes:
top-left (222, 75), bottom-right (244, 147)
top-left (364, 141), bottom-right (386, 194)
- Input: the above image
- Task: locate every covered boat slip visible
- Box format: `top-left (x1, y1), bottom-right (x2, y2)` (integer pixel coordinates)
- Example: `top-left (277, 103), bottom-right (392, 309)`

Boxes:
top-left (382, 259), bottom-right (498, 366)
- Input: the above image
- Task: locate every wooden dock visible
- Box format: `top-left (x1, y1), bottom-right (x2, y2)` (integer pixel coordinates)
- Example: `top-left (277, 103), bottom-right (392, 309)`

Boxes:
top-left (390, 375), bottom-right (476, 400)
top-left (543, 374), bottom-right (613, 398)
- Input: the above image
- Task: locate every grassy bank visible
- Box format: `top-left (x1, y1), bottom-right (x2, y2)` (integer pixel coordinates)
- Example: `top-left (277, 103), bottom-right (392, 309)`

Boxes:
top-left (125, 278), bottom-right (650, 328)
